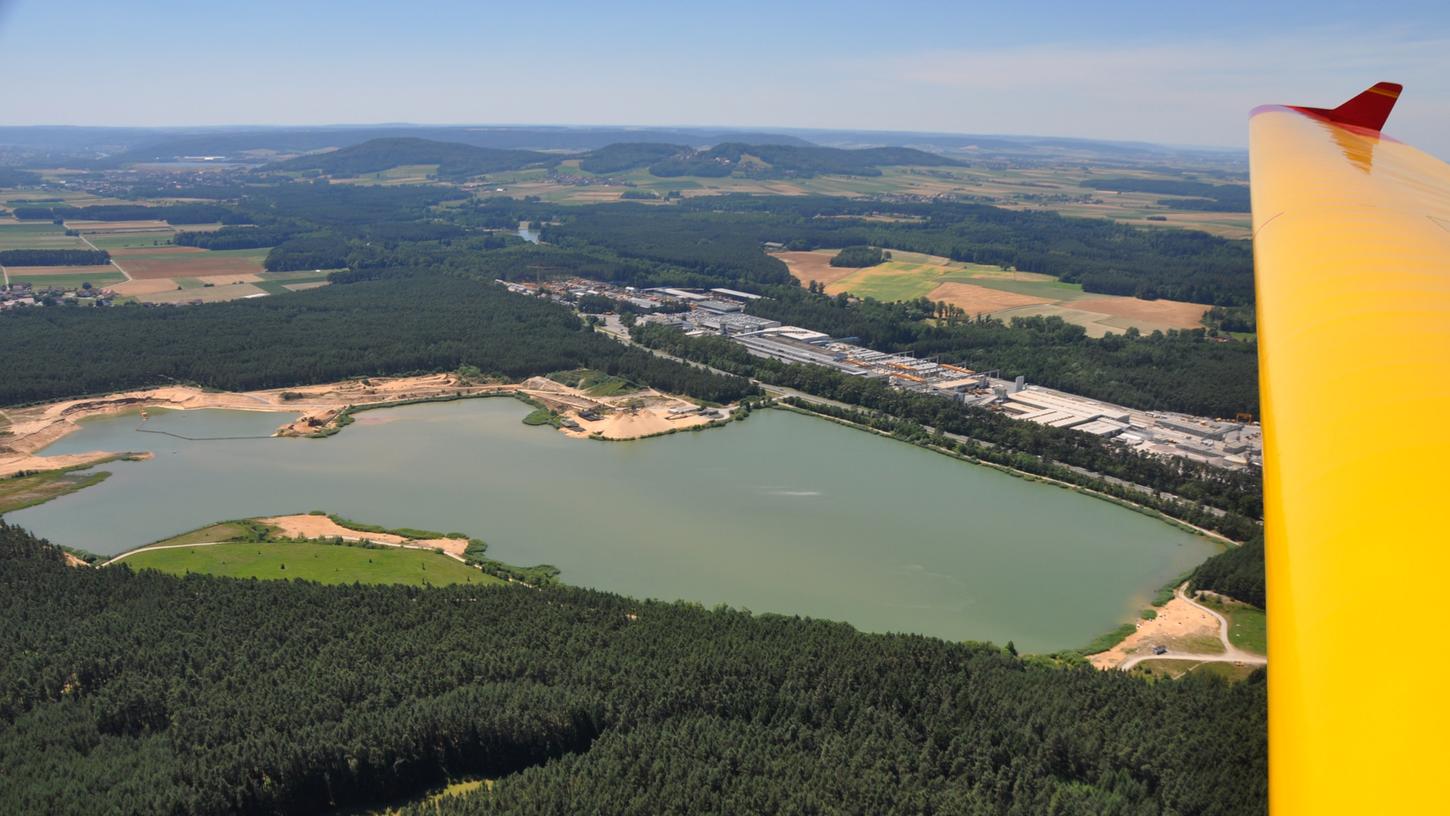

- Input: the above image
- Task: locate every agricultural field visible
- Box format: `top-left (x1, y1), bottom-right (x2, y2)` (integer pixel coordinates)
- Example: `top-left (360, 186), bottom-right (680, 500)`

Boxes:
top-left (108, 246), bottom-right (269, 279)
top-left (0, 221), bottom-right (90, 250)
top-left (119, 539), bottom-right (499, 587)
top-left (480, 162), bottom-right (1251, 237)
top-left (108, 266), bottom-right (330, 302)
top-left (84, 229), bottom-right (178, 249)
top-left (333, 163), bottom-right (441, 186)
top-left (2, 267), bottom-right (127, 289)
top-left (778, 249), bottom-right (1211, 337)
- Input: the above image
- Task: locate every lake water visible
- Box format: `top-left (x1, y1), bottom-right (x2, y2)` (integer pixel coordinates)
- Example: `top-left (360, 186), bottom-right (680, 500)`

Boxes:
top-left (11, 400), bottom-right (1217, 651)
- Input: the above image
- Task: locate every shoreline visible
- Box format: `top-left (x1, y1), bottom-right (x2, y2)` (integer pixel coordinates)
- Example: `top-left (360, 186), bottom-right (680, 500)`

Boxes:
top-left (101, 513), bottom-right (559, 588)
top-left (1, 373), bottom-right (737, 479)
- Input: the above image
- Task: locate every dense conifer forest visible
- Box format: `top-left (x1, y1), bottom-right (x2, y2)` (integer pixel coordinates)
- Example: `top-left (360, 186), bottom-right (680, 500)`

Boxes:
top-left (0, 522), bottom-right (1267, 814)
top-left (0, 249), bottom-right (110, 266)
top-left (0, 270), bottom-right (756, 406)
top-left (1190, 534), bottom-right (1266, 608)
top-left (538, 195), bottom-right (1255, 305)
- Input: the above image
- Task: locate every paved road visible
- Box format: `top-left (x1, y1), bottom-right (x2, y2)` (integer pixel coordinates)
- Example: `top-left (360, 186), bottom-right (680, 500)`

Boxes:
top-left (1119, 586), bottom-right (1267, 671)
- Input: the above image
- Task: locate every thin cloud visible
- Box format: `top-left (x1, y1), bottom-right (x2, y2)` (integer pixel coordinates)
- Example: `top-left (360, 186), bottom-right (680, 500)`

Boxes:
top-left (865, 28), bottom-right (1450, 153)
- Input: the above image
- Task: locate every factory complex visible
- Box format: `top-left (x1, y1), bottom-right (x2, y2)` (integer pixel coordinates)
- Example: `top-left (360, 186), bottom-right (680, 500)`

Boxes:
top-left (498, 276), bottom-right (1262, 470)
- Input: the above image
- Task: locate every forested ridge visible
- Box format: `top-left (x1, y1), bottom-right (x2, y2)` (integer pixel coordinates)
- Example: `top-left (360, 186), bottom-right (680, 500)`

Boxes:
top-left (274, 138), bottom-right (556, 179)
top-left (643, 142), bottom-right (962, 178)
top-left (0, 269), bottom-right (755, 406)
top-left (0, 522), bottom-right (1267, 814)
top-left (538, 195), bottom-right (1255, 305)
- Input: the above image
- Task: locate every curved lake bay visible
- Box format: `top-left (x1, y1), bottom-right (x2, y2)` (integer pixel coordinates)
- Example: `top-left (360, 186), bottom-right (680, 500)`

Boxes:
top-left (12, 399), bottom-right (1217, 651)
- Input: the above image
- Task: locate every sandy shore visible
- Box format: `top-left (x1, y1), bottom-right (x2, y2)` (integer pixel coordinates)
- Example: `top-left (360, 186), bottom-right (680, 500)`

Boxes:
top-left (259, 514), bottom-right (469, 558)
top-left (1, 374), bottom-right (735, 478)
top-left (1088, 591), bottom-right (1221, 669)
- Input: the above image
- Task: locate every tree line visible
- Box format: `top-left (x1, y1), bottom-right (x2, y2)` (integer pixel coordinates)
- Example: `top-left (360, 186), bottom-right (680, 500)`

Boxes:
top-left (1190, 533), bottom-right (1266, 607)
top-left (0, 249), bottom-right (109, 266)
top-left (10, 204), bottom-right (242, 225)
top-left (0, 268), bottom-right (756, 406)
top-left (0, 521), bottom-right (1267, 814)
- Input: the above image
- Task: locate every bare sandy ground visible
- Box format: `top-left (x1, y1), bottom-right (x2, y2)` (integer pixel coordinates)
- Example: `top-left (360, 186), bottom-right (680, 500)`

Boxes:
top-left (519, 376), bottom-right (722, 439)
top-left (1088, 593), bottom-right (1221, 669)
top-left (110, 278), bottom-right (181, 296)
top-left (258, 514), bottom-right (469, 557)
top-left (1073, 296), bottom-right (1210, 330)
top-left (775, 250), bottom-right (860, 288)
top-left (926, 281), bottom-right (1052, 315)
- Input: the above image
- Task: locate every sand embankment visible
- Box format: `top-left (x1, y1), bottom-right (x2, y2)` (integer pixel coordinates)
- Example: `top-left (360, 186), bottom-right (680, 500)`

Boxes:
top-left (258, 514), bottom-right (469, 558)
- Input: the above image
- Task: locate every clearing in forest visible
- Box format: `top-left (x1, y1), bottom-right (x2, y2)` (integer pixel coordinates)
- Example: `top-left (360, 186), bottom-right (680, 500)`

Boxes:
top-left (778, 248), bottom-right (1210, 337)
top-left (108, 246), bottom-right (269, 279)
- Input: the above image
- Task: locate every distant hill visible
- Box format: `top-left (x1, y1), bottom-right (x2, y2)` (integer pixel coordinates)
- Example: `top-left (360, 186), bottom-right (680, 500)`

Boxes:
top-left (34, 126), bottom-right (814, 167)
top-left (578, 142), bottom-right (687, 174)
top-left (272, 138), bottom-right (556, 179)
top-left (641, 142), bottom-right (964, 178)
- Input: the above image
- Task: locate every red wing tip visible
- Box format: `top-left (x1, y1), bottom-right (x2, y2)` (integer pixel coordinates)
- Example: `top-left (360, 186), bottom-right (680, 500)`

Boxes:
top-left (1290, 82), bottom-right (1403, 132)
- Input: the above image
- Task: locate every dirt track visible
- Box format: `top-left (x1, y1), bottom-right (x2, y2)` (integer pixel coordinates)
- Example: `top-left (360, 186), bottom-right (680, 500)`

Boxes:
top-left (1090, 584), bottom-right (1267, 671)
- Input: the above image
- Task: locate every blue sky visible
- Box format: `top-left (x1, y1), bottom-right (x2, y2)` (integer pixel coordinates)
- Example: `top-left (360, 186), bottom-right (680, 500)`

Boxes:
top-left (3, 0), bottom-right (1448, 154)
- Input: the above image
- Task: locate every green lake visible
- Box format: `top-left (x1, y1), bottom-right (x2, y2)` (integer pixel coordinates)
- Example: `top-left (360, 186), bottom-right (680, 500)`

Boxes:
top-left (10, 399), bottom-right (1218, 651)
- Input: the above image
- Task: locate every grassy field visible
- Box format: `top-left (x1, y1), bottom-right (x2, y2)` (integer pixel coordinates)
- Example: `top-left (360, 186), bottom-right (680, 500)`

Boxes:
top-left (0, 222), bottom-right (90, 250)
top-left (121, 540), bottom-right (501, 587)
top-left (86, 229), bottom-right (177, 249)
top-left (336, 164), bottom-right (441, 186)
top-left (1205, 597), bottom-right (1267, 655)
top-left (478, 162), bottom-right (1251, 237)
top-left (4, 269), bottom-right (128, 288)
top-left (0, 466), bottom-right (111, 515)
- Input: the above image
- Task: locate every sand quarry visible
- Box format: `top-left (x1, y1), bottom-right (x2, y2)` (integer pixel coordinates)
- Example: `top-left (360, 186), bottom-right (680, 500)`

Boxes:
top-left (1, 373), bottom-right (728, 478)
top-left (258, 515), bottom-right (470, 559)
top-left (1088, 592), bottom-right (1221, 670)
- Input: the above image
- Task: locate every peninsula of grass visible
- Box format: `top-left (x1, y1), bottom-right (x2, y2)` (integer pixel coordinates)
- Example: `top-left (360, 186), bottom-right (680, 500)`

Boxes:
top-left (0, 456), bottom-right (145, 514)
top-left (121, 540), bottom-right (500, 587)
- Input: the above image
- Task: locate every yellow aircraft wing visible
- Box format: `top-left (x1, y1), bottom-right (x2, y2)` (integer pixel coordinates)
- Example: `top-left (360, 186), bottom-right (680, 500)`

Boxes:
top-left (1251, 84), bottom-right (1450, 812)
